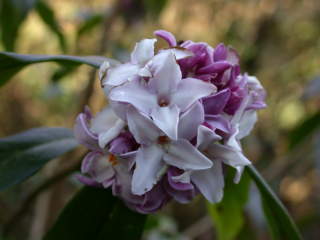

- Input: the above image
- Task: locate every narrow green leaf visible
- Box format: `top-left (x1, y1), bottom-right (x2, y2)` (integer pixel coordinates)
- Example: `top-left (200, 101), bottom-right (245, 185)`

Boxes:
top-left (0, 127), bottom-right (78, 191)
top-left (207, 169), bottom-right (251, 240)
top-left (143, 0), bottom-right (168, 18)
top-left (43, 187), bottom-right (117, 240)
top-left (98, 200), bottom-right (147, 240)
top-left (289, 110), bottom-right (320, 149)
top-left (76, 14), bottom-right (104, 41)
top-left (0, 52), bottom-right (119, 86)
top-left (35, 0), bottom-right (67, 52)
top-left (0, 0), bottom-right (36, 51)
top-left (246, 165), bottom-right (303, 240)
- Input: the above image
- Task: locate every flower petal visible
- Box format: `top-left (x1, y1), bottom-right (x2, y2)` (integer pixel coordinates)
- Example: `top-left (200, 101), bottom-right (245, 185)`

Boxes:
top-left (74, 113), bottom-right (99, 151)
top-left (172, 78), bottom-right (216, 111)
top-left (178, 101), bottom-right (204, 140)
top-left (132, 145), bottom-right (164, 195)
top-left (237, 110), bottom-right (257, 139)
top-left (191, 161), bottom-right (224, 203)
top-left (131, 38), bottom-right (157, 65)
top-left (148, 51), bottom-right (182, 97)
top-left (102, 63), bottom-right (139, 87)
top-left (98, 119), bottom-right (126, 148)
top-left (90, 107), bottom-right (120, 134)
top-left (151, 105), bottom-right (179, 140)
top-left (154, 29), bottom-right (177, 47)
top-left (164, 139), bottom-right (213, 170)
top-left (203, 89), bottom-right (231, 115)
top-left (207, 143), bottom-right (251, 169)
top-left (127, 106), bottom-right (160, 144)
top-left (109, 79), bottom-right (157, 114)
top-left (196, 125), bottom-right (222, 150)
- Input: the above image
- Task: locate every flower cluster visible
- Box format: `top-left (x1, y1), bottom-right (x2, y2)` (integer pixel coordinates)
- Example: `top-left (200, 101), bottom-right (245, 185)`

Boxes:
top-left (74, 30), bottom-right (266, 213)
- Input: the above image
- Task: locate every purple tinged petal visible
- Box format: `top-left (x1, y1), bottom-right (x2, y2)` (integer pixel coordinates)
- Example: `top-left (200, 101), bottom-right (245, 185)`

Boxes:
top-left (191, 161), bottom-right (224, 203)
top-left (109, 132), bottom-right (139, 155)
top-left (74, 113), bottom-right (99, 151)
top-left (207, 143), bottom-right (251, 168)
top-left (103, 63), bottom-right (139, 87)
top-left (151, 105), bottom-right (179, 140)
top-left (132, 145), bottom-right (165, 195)
top-left (164, 139), bottom-right (213, 170)
top-left (76, 175), bottom-right (102, 188)
top-left (227, 47), bottom-right (240, 65)
top-left (154, 29), bottom-right (177, 47)
top-left (237, 110), bottom-right (257, 139)
top-left (172, 78), bottom-right (216, 111)
top-left (196, 125), bottom-right (222, 150)
top-left (109, 79), bottom-right (157, 114)
top-left (90, 107), bottom-right (120, 134)
top-left (197, 61), bottom-right (231, 74)
top-left (81, 152), bottom-right (99, 174)
top-left (205, 115), bottom-right (231, 134)
top-left (131, 38), bottom-right (157, 65)
top-left (98, 119), bottom-right (125, 148)
top-left (149, 51), bottom-right (182, 97)
top-left (91, 155), bottom-right (115, 183)
top-left (214, 43), bottom-right (227, 61)
top-left (127, 106), bottom-right (161, 144)
top-left (203, 89), bottom-right (231, 115)
top-left (178, 101), bottom-right (204, 140)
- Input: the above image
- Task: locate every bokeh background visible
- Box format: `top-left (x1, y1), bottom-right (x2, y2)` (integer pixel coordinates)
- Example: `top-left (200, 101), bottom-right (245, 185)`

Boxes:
top-left (0, 0), bottom-right (320, 239)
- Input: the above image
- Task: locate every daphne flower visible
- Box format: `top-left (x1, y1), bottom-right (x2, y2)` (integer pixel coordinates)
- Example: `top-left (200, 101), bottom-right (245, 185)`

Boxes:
top-left (110, 50), bottom-right (216, 139)
top-left (127, 106), bottom-right (212, 195)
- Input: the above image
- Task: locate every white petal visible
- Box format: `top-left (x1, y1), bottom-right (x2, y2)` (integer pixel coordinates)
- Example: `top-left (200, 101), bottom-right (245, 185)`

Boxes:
top-left (196, 125), bottom-right (222, 150)
top-left (90, 107), bottom-right (119, 134)
top-left (164, 139), bottom-right (213, 170)
top-left (172, 78), bottom-right (216, 111)
top-left (171, 171), bottom-right (191, 184)
top-left (98, 119), bottom-right (126, 148)
top-left (127, 106), bottom-right (160, 144)
top-left (208, 143), bottom-right (251, 168)
top-left (109, 79), bottom-right (157, 114)
top-left (159, 48), bottom-right (194, 60)
top-left (103, 63), bottom-right (139, 86)
top-left (99, 61), bottom-right (110, 81)
top-left (237, 110), bottom-right (257, 139)
top-left (178, 101), bottom-right (204, 140)
top-left (132, 145), bottom-right (164, 195)
top-left (92, 155), bottom-right (115, 183)
top-left (131, 38), bottom-right (157, 65)
top-left (191, 161), bottom-right (224, 203)
top-left (148, 51), bottom-right (182, 96)
top-left (151, 105), bottom-right (179, 140)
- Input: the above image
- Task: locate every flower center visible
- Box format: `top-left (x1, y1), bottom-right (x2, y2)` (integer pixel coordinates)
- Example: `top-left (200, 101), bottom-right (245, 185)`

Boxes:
top-left (108, 154), bottom-right (118, 166)
top-left (158, 98), bottom-right (169, 107)
top-left (157, 136), bottom-right (170, 145)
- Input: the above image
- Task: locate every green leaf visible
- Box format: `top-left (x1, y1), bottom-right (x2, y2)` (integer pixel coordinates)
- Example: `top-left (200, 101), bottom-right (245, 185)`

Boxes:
top-left (246, 165), bottom-right (303, 240)
top-left (0, 127), bottom-right (78, 191)
top-left (0, 52), bottom-right (119, 86)
top-left (76, 14), bottom-right (104, 41)
top-left (43, 187), bottom-right (117, 240)
top-left (143, 0), bottom-right (168, 18)
top-left (98, 200), bottom-right (147, 240)
top-left (35, 0), bottom-right (67, 52)
top-left (0, 0), bottom-right (36, 51)
top-left (207, 169), bottom-right (251, 240)
top-left (289, 110), bottom-right (320, 149)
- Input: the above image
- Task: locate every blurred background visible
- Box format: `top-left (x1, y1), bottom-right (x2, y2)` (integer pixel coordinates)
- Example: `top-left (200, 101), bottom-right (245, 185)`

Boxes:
top-left (0, 0), bottom-right (320, 239)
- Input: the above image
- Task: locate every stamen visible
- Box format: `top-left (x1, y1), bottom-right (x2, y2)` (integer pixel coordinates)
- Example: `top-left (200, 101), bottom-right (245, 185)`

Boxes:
top-left (157, 136), bottom-right (170, 145)
top-left (158, 98), bottom-right (169, 107)
top-left (108, 154), bottom-right (118, 166)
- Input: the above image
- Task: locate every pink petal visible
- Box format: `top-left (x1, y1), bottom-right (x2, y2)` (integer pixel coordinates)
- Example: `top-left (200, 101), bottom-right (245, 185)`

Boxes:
top-left (154, 29), bottom-right (177, 47)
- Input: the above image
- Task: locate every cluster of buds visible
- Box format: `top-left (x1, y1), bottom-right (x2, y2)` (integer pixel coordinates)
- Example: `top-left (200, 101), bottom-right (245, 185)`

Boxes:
top-left (74, 30), bottom-right (266, 213)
